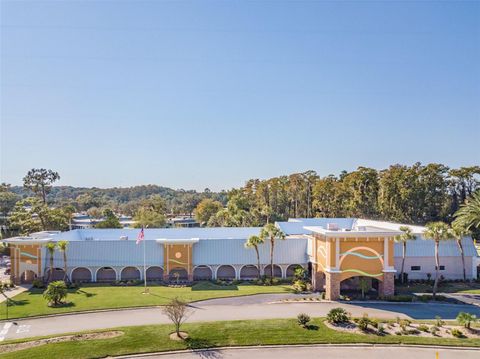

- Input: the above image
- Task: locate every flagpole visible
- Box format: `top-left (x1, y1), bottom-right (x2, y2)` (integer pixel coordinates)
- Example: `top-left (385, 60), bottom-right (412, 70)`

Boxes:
top-left (143, 226), bottom-right (148, 294)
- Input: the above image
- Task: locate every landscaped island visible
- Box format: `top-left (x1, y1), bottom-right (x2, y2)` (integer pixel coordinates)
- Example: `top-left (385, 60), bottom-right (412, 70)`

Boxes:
top-left (1, 317), bottom-right (479, 359)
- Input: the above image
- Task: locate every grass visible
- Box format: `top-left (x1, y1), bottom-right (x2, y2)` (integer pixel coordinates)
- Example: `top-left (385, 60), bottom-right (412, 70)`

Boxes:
top-left (0, 282), bottom-right (291, 320)
top-left (2, 318), bottom-right (479, 359)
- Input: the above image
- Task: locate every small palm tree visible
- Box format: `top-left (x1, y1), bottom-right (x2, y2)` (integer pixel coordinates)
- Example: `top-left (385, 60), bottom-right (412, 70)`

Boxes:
top-left (450, 224), bottom-right (470, 282)
top-left (45, 242), bottom-right (57, 282)
top-left (395, 226), bottom-right (416, 284)
top-left (454, 190), bottom-right (480, 230)
top-left (57, 240), bottom-right (69, 283)
top-left (423, 222), bottom-right (451, 299)
top-left (244, 235), bottom-right (264, 279)
top-left (259, 223), bottom-right (286, 281)
top-left (456, 312), bottom-right (477, 329)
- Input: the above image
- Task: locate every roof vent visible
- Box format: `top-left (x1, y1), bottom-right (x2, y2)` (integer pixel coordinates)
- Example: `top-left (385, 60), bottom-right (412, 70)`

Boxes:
top-left (327, 223), bottom-right (339, 231)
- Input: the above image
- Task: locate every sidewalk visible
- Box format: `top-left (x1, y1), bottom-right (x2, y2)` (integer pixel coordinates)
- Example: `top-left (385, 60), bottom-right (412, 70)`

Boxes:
top-left (0, 285), bottom-right (31, 303)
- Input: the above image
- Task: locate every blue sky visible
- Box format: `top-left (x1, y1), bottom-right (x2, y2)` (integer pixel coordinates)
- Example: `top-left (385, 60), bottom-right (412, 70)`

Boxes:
top-left (1, 1), bottom-right (479, 191)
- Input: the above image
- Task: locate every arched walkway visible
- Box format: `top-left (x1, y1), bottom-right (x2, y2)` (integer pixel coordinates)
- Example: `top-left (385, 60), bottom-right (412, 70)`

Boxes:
top-left (71, 267), bottom-right (92, 282)
top-left (146, 266), bottom-right (163, 281)
top-left (240, 265), bottom-right (259, 280)
top-left (264, 264), bottom-right (282, 278)
top-left (193, 266), bottom-right (213, 281)
top-left (96, 267), bottom-right (117, 282)
top-left (45, 267), bottom-right (66, 281)
top-left (216, 265), bottom-right (236, 280)
top-left (169, 268), bottom-right (188, 281)
top-left (20, 270), bottom-right (36, 284)
top-left (340, 276), bottom-right (380, 299)
top-left (286, 264), bottom-right (302, 278)
top-left (121, 266), bottom-right (141, 281)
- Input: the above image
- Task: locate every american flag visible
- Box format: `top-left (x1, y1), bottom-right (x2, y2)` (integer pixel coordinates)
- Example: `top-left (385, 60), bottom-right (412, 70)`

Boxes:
top-left (136, 227), bottom-right (145, 245)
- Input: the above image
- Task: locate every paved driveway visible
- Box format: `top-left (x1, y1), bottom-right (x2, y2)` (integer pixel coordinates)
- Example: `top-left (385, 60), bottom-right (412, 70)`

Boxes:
top-left (118, 345), bottom-right (480, 359)
top-left (2, 294), bottom-right (480, 341)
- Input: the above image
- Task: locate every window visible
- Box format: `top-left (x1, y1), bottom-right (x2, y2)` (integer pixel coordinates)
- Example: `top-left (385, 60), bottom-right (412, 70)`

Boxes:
top-left (411, 266), bottom-right (421, 271)
top-left (435, 266), bottom-right (445, 271)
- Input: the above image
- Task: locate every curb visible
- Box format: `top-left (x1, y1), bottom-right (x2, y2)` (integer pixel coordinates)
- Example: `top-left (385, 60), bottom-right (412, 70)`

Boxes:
top-left (112, 343), bottom-right (480, 358)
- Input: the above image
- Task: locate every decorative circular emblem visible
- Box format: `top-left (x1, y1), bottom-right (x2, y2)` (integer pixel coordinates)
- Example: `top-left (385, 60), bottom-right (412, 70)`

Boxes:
top-left (175, 252), bottom-right (182, 259)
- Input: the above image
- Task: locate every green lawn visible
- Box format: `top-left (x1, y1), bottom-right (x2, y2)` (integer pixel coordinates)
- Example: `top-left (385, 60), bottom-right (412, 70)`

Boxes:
top-left (2, 318), bottom-right (480, 359)
top-left (1, 282), bottom-right (292, 320)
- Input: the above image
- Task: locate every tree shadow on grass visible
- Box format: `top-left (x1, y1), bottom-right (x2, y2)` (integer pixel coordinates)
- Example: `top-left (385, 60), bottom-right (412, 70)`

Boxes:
top-left (305, 324), bottom-right (319, 331)
top-left (49, 302), bottom-right (76, 308)
top-left (75, 289), bottom-right (96, 298)
top-left (184, 338), bottom-right (223, 359)
top-left (6, 299), bottom-right (29, 307)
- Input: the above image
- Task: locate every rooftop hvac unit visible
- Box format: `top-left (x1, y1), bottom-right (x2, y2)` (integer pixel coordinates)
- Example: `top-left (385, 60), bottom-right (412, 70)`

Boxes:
top-left (120, 236), bottom-right (129, 240)
top-left (327, 223), bottom-right (339, 231)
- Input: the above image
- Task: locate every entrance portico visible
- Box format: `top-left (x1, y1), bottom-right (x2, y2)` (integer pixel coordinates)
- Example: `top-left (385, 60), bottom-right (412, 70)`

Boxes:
top-left (307, 225), bottom-right (400, 300)
top-left (156, 238), bottom-right (199, 282)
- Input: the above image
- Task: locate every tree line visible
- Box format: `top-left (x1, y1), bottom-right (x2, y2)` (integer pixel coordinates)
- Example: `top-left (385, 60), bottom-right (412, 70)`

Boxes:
top-left (194, 164), bottom-right (480, 228)
top-left (1, 163), bottom-right (479, 237)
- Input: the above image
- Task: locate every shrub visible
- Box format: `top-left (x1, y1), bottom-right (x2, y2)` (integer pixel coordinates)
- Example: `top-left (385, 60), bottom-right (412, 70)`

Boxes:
top-left (357, 314), bottom-right (371, 332)
top-left (292, 280), bottom-right (307, 293)
top-left (429, 326), bottom-right (439, 335)
top-left (399, 319), bottom-right (411, 331)
top-left (451, 328), bottom-right (465, 338)
top-left (297, 313), bottom-right (311, 327)
top-left (32, 279), bottom-right (44, 289)
top-left (377, 323), bottom-right (386, 335)
top-left (294, 267), bottom-right (307, 281)
top-left (326, 308), bottom-right (350, 324)
top-left (435, 316), bottom-right (445, 327)
top-left (456, 312), bottom-right (478, 329)
top-left (43, 280), bottom-right (68, 306)
top-left (418, 324), bottom-right (429, 332)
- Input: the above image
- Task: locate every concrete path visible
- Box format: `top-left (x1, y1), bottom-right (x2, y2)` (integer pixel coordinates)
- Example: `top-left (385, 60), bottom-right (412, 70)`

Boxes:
top-left (0, 285), bottom-right (30, 303)
top-left (118, 345), bottom-right (480, 359)
top-left (2, 294), bottom-right (480, 342)
top-left (440, 293), bottom-right (480, 307)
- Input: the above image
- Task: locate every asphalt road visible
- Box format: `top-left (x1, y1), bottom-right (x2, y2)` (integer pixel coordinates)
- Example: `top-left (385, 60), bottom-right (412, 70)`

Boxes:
top-left (119, 345), bottom-right (480, 359)
top-left (2, 294), bottom-right (480, 342)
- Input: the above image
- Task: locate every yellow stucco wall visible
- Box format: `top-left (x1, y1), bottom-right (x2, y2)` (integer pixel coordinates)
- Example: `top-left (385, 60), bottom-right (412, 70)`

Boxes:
top-left (313, 235), bottom-right (396, 282)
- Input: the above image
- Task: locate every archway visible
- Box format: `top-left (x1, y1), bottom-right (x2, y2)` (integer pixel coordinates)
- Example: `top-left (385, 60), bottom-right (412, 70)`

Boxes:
top-left (20, 270), bottom-right (36, 284)
top-left (71, 267), bottom-right (92, 282)
top-left (216, 265), bottom-right (236, 280)
top-left (340, 276), bottom-right (380, 299)
top-left (169, 268), bottom-right (188, 281)
top-left (45, 267), bottom-right (66, 281)
top-left (96, 267), bottom-right (117, 282)
top-left (286, 264), bottom-right (303, 278)
top-left (121, 266), bottom-right (141, 281)
top-left (240, 265), bottom-right (259, 280)
top-left (193, 266), bottom-right (212, 281)
top-left (264, 264), bottom-right (282, 278)
top-left (146, 266), bottom-right (163, 281)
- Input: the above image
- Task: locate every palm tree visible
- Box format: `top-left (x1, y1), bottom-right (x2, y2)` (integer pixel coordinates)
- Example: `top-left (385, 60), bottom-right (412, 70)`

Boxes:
top-left (244, 235), bottom-right (264, 279)
top-left (395, 226), bottom-right (416, 284)
top-left (45, 242), bottom-right (57, 282)
top-left (259, 223), bottom-right (285, 281)
top-left (423, 222), bottom-right (451, 299)
top-left (454, 190), bottom-right (480, 231)
top-left (57, 240), bottom-right (69, 283)
top-left (450, 224), bottom-right (470, 282)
